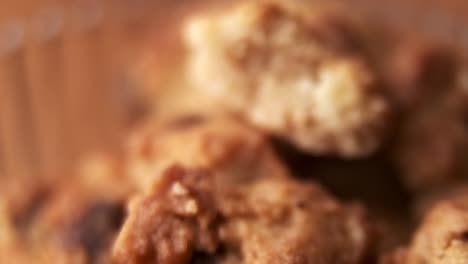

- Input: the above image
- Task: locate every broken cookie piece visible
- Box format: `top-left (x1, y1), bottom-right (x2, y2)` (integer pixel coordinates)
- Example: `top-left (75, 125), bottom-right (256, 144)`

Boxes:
top-left (114, 165), bottom-right (375, 264)
top-left (184, 1), bottom-right (390, 157)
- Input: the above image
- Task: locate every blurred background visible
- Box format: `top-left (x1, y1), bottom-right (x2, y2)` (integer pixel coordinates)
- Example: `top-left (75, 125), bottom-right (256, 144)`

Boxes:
top-left (0, 0), bottom-right (209, 184)
top-left (0, 0), bottom-right (467, 184)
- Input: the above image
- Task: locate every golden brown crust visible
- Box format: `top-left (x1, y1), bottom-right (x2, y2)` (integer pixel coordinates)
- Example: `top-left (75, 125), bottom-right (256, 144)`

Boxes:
top-left (113, 165), bottom-right (218, 264)
top-left (114, 165), bottom-right (374, 264)
top-left (184, 1), bottom-right (390, 158)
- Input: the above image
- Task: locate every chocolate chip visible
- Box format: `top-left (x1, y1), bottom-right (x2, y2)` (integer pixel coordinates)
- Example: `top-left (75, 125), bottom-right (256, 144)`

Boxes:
top-left (63, 201), bottom-right (125, 263)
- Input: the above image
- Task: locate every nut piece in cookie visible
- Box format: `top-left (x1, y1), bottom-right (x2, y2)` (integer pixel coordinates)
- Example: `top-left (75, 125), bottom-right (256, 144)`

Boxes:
top-left (113, 165), bottom-right (374, 264)
top-left (184, 1), bottom-right (390, 158)
top-left (126, 115), bottom-right (289, 191)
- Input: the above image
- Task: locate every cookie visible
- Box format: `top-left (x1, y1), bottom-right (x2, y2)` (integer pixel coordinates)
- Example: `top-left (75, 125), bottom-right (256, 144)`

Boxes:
top-left (184, 1), bottom-right (390, 157)
top-left (114, 165), bottom-right (374, 264)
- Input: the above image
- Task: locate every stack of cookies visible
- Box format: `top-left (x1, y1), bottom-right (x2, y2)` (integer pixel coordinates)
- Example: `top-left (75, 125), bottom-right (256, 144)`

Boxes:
top-left (2, 1), bottom-right (468, 263)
